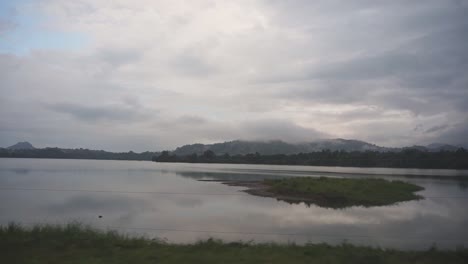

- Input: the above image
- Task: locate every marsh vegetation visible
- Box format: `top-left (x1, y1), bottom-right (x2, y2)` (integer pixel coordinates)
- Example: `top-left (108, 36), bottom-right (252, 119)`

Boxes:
top-left (226, 177), bottom-right (425, 208)
top-left (2, 223), bottom-right (467, 264)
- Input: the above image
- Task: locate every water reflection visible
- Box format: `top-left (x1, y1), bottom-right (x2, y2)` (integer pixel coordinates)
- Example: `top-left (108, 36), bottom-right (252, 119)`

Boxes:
top-left (0, 158), bottom-right (467, 249)
top-left (10, 168), bottom-right (31, 174)
top-left (177, 171), bottom-right (286, 181)
top-left (458, 180), bottom-right (468, 190)
top-left (47, 195), bottom-right (152, 214)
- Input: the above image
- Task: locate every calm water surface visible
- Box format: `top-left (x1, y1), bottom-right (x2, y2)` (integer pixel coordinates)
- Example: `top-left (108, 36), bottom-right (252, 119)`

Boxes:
top-left (1, 158), bottom-right (468, 249)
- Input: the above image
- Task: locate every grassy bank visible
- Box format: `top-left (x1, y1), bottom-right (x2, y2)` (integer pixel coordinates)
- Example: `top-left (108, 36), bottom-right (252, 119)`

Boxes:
top-left (1, 223), bottom-right (467, 264)
top-left (261, 177), bottom-right (424, 208)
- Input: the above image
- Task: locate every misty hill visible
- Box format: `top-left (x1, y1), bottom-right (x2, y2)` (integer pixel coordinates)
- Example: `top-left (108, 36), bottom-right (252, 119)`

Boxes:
top-left (2, 140), bottom-right (465, 162)
top-left (0, 145), bottom-right (159, 161)
top-left (426, 143), bottom-right (461, 152)
top-left (403, 143), bottom-right (463, 152)
top-left (172, 139), bottom-right (395, 156)
top-left (156, 147), bottom-right (468, 169)
top-left (7, 142), bottom-right (35, 150)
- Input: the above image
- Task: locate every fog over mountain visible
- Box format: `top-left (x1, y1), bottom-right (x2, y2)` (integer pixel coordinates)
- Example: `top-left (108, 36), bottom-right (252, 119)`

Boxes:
top-left (172, 139), bottom-right (466, 156)
top-left (172, 139), bottom-right (390, 155)
top-left (1, 1), bottom-right (467, 152)
top-left (4, 139), bottom-right (465, 157)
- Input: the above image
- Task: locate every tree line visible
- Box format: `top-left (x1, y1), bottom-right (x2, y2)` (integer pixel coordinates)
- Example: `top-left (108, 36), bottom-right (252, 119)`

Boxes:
top-left (153, 148), bottom-right (468, 169)
top-left (0, 147), bottom-right (158, 161)
top-left (3, 147), bottom-right (468, 169)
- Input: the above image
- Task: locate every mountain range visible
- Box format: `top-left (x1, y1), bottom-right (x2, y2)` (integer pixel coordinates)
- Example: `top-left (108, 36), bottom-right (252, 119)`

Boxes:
top-left (7, 141), bottom-right (35, 150)
top-left (3, 139), bottom-right (466, 156)
top-left (172, 139), bottom-right (466, 156)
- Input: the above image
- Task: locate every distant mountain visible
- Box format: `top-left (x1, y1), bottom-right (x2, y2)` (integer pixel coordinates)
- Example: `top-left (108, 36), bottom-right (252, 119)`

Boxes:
top-left (0, 146), bottom-right (159, 161)
top-left (305, 139), bottom-right (393, 152)
top-left (2, 140), bottom-right (465, 161)
top-left (160, 142), bottom-right (468, 169)
top-left (172, 139), bottom-right (395, 156)
top-left (426, 143), bottom-right (461, 152)
top-left (7, 141), bottom-right (35, 150)
top-left (403, 143), bottom-right (465, 152)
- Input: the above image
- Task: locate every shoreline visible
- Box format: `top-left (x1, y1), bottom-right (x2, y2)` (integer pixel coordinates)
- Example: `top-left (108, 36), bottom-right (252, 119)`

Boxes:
top-left (2, 157), bottom-right (468, 178)
top-left (220, 180), bottom-right (332, 205)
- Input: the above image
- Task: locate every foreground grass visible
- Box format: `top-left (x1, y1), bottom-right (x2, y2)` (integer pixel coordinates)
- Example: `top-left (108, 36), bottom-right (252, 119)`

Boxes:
top-left (1, 223), bottom-right (467, 264)
top-left (263, 177), bottom-right (424, 208)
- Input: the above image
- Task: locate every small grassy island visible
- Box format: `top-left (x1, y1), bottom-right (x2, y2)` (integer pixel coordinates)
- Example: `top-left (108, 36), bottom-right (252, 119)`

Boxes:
top-left (225, 177), bottom-right (425, 208)
top-left (2, 223), bottom-right (467, 264)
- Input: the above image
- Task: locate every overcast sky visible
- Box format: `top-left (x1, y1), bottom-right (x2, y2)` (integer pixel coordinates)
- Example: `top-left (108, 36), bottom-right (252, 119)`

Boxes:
top-left (1, 0), bottom-right (467, 151)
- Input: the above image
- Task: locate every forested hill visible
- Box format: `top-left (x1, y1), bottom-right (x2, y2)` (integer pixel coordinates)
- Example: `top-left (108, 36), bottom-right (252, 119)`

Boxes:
top-left (154, 148), bottom-right (468, 169)
top-left (0, 147), bottom-right (159, 161)
top-left (173, 139), bottom-right (393, 156)
top-left (172, 139), bottom-right (465, 156)
top-left (2, 139), bottom-right (466, 167)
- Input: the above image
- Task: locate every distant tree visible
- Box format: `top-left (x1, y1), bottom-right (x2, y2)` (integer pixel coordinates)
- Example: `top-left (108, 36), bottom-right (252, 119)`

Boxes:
top-left (456, 148), bottom-right (467, 154)
top-left (149, 149), bottom-right (468, 169)
top-left (202, 150), bottom-right (215, 160)
top-left (155, 151), bottom-right (171, 162)
top-left (188, 153), bottom-right (198, 163)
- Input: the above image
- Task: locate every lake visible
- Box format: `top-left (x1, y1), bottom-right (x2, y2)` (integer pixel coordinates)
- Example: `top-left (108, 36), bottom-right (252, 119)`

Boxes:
top-left (1, 158), bottom-right (467, 249)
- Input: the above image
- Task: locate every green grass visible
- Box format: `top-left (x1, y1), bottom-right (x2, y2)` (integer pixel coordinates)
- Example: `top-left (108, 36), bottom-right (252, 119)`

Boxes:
top-left (264, 177), bottom-right (424, 208)
top-left (1, 223), bottom-right (467, 264)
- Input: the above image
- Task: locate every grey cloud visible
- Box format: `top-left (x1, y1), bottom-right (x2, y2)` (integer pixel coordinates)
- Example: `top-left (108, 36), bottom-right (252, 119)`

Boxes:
top-left (0, 18), bottom-right (16, 34)
top-left (240, 119), bottom-right (328, 143)
top-left (310, 25), bottom-right (468, 85)
top-left (177, 115), bottom-right (207, 124)
top-left (432, 121), bottom-right (468, 145)
top-left (46, 102), bottom-right (151, 122)
top-left (170, 53), bottom-right (218, 76)
top-left (1, 0), bottom-right (467, 150)
top-left (121, 95), bottom-right (141, 107)
top-left (98, 48), bottom-right (142, 66)
top-left (303, 107), bottom-right (394, 124)
top-left (343, 121), bottom-right (417, 147)
top-left (413, 124), bottom-right (423, 132)
top-left (266, 1), bottom-right (468, 117)
top-left (284, 80), bottom-right (371, 105)
top-left (336, 107), bottom-right (383, 120)
top-left (425, 125), bottom-right (450, 134)
top-left (151, 116), bottom-right (327, 147)
top-left (270, 0), bottom-right (467, 33)
top-left (312, 52), bottom-right (436, 82)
